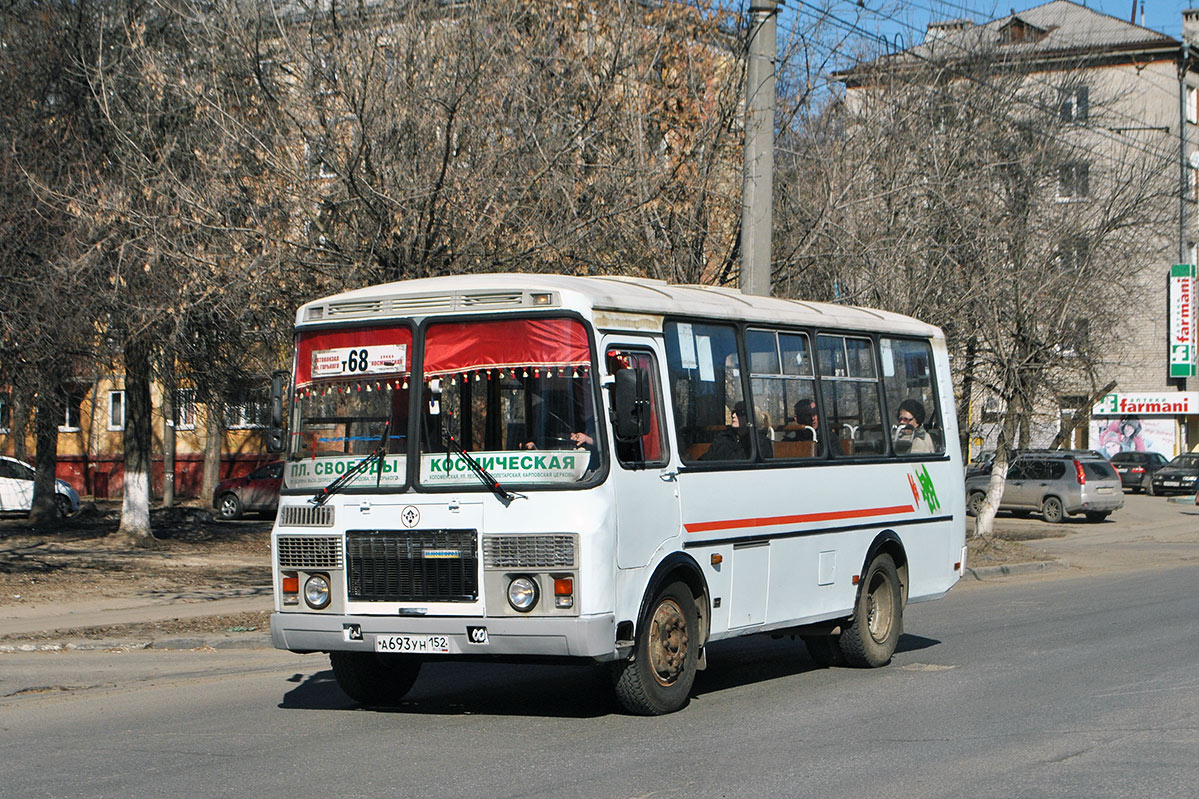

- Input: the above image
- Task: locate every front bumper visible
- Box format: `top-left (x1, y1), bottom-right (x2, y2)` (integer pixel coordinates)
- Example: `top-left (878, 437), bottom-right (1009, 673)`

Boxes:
top-left (271, 611), bottom-right (618, 661)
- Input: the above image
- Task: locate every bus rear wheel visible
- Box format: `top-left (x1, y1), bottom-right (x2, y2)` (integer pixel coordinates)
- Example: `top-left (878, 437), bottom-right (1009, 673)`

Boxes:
top-left (839, 554), bottom-right (902, 668)
top-left (329, 651), bottom-right (421, 707)
top-left (612, 581), bottom-right (699, 715)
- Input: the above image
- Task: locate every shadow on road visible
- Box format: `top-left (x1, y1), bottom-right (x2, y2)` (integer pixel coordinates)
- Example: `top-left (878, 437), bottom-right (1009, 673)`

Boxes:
top-left (278, 631), bottom-right (942, 717)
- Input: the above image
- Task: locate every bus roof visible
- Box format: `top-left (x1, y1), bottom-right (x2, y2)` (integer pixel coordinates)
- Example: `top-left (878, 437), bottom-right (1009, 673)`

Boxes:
top-left (296, 273), bottom-right (942, 338)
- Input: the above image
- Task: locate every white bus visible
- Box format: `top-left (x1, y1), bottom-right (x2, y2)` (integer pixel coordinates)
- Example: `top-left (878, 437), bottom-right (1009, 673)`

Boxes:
top-left (268, 273), bottom-right (966, 715)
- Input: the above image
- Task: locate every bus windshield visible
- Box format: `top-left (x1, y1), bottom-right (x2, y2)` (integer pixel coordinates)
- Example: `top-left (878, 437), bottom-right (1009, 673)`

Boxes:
top-left (289, 326), bottom-right (413, 491)
top-left (418, 317), bottom-right (601, 488)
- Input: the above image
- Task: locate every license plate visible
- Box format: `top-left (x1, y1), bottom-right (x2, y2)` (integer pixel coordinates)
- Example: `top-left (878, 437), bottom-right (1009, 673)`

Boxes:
top-left (1116, 467), bottom-right (1127, 473)
top-left (1097, 487), bottom-right (1114, 494)
top-left (1164, 481), bottom-right (1180, 487)
top-left (375, 634), bottom-right (453, 654)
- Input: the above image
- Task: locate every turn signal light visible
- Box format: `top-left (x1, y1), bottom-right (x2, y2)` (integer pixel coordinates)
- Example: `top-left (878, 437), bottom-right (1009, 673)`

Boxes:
top-left (281, 572), bottom-right (299, 606)
top-left (554, 577), bottom-right (574, 609)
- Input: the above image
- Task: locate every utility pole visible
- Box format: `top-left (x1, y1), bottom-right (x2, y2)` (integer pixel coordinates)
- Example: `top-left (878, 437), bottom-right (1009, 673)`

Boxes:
top-left (740, 0), bottom-right (778, 297)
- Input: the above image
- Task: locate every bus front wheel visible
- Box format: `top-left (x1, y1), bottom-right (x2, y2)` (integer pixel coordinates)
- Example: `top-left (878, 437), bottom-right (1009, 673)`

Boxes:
top-left (329, 651), bottom-right (421, 707)
top-left (612, 581), bottom-right (699, 715)
top-left (839, 553), bottom-right (902, 668)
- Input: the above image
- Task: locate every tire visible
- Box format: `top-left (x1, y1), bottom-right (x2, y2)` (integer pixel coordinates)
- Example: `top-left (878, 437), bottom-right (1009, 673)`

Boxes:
top-left (54, 495), bottom-right (72, 520)
top-left (217, 492), bottom-right (243, 520)
top-left (838, 554), bottom-right (902, 668)
top-left (612, 581), bottom-right (699, 715)
top-left (329, 651), bottom-right (422, 707)
top-left (802, 634), bottom-right (845, 668)
top-left (966, 491), bottom-right (985, 517)
top-left (1042, 496), bottom-right (1065, 524)
top-left (1085, 511), bottom-right (1110, 522)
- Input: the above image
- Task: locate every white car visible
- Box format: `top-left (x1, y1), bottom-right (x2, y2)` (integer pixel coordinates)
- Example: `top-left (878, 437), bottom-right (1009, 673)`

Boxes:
top-left (0, 456), bottom-right (80, 518)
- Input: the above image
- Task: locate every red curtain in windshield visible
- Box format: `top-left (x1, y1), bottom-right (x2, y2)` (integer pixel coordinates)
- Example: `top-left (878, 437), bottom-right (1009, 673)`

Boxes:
top-left (423, 318), bottom-right (590, 377)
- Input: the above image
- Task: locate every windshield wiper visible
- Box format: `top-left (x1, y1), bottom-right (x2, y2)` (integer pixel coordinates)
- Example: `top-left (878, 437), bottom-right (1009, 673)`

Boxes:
top-left (444, 434), bottom-right (525, 507)
top-left (310, 421), bottom-right (390, 507)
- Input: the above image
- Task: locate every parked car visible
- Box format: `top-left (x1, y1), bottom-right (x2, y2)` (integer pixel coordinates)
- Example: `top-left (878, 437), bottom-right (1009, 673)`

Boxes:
top-left (0, 455), bottom-right (80, 519)
top-left (964, 450), bottom-right (1124, 523)
top-left (1109, 451), bottom-right (1169, 494)
top-left (1148, 454), bottom-right (1199, 497)
top-left (212, 461), bottom-right (283, 520)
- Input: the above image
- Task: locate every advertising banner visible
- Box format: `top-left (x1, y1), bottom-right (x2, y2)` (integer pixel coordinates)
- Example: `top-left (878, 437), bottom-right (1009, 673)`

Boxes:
top-left (1169, 264), bottom-right (1196, 378)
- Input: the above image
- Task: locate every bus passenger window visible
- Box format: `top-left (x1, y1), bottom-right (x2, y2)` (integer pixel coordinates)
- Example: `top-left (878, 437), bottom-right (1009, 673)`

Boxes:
top-left (880, 338), bottom-right (944, 455)
top-left (816, 334), bottom-right (884, 458)
top-left (748, 329), bottom-right (821, 459)
top-left (606, 348), bottom-right (668, 467)
top-left (664, 321), bottom-right (755, 463)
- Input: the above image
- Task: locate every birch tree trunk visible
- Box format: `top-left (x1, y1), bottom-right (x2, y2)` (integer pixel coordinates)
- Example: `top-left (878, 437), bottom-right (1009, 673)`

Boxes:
top-left (116, 338), bottom-right (156, 545)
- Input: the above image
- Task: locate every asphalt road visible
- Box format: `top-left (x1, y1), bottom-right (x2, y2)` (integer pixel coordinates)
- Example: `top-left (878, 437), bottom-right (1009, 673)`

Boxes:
top-left (3, 556), bottom-right (1198, 798)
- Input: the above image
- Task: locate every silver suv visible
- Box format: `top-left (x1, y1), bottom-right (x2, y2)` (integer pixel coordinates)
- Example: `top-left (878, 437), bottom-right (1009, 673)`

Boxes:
top-left (964, 450), bottom-right (1124, 523)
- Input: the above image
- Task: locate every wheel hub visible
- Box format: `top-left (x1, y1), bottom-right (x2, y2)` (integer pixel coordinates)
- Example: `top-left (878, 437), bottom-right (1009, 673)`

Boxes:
top-left (648, 598), bottom-right (688, 686)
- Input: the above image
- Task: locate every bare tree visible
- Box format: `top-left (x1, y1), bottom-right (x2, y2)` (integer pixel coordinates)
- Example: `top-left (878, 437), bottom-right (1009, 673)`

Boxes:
top-left (776, 39), bottom-right (1174, 536)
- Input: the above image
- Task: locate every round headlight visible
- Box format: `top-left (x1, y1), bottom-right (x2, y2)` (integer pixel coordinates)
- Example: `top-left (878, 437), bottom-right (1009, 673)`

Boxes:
top-left (507, 576), bottom-right (539, 613)
top-left (304, 574), bottom-right (331, 609)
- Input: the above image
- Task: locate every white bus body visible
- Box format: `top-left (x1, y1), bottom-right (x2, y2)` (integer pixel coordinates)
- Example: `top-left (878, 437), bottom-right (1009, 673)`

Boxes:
top-left (269, 274), bottom-right (966, 714)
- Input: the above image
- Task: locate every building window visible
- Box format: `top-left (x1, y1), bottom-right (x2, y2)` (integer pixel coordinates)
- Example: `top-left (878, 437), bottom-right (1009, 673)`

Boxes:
top-left (0, 393), bottom-right (9, 433)
top-left (1057, 162), bottom-right (1090, 200)
top-left (1057, 318), bottom-right (1090, 357)
top-left (225, 387), bottom-right (268, 429)
top-left (107, 390), bottom-right (125, 431)
top-left (174, 388), bottom-right (196, 431)
top-left (1059, 85), bottom-right (1089, 123)
top-left (1056, 235), bottom-right (1089, 271)
top-left (60, 385), bottom-right (87, 432)
top-left (1189, 85), bottom-right (1198, 124)
top-left (1191, 165), bottom-right (1199, 203)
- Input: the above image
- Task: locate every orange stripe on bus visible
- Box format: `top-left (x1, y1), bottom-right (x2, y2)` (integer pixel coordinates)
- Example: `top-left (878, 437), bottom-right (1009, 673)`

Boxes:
top-left (683, 505), bottom-right (916, 534)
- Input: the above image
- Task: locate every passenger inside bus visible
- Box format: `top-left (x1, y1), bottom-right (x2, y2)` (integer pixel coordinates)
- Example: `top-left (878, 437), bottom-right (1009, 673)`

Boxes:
top-left (700, 402), bottom-right (772, 461)
top-left (893, 398), bottom-right (935, 454)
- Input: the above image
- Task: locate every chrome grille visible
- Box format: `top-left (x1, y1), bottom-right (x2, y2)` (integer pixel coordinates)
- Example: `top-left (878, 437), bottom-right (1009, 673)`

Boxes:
top-left (460, 291), bottom-right (525, 308)
top-left (278, 505), bottom-right (334, 527)
top-left (347, 529), bottom-right (478, 602)
top-left (483, 534), bottom-right (576, 569)
top-left (277, 536), bottom-right (343, 569)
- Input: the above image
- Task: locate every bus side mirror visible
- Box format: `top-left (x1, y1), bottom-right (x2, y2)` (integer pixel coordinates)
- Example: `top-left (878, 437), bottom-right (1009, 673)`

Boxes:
top-left (613, 368), bottom-right (650, 442)
top-left (267, 370), bottom-right (289, 454)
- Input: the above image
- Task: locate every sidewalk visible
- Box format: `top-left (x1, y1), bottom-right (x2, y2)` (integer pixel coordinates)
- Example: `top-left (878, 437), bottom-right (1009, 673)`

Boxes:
top-left (0, 590), bottom-right (274, 653)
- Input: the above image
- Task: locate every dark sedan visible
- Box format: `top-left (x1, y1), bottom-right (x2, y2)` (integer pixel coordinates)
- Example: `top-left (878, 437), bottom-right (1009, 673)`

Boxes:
top-left (212, 461), bottom-right (283, 520)
top-left (1109, 451), bottom-right (1169, 494)
top-left (1148, 454), bottom-right (1199, 497)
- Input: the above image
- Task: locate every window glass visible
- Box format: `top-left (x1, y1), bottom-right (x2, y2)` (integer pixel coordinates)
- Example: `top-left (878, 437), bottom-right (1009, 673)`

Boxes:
top-left (606, 348), bottom-right (668, 467)
top-left (291, 325), bottom-right (413, 491)
top-left (108, 390), bottom-right (125, 431)
top-left (747, 328), bottom-right (820, 459)
top-left (816, 335), bottom-right (884, 457)
top-left (419, 317), bottom-right (600, 487)
top-left (880, 338), bottom-right (944, 455)
top-left (665, 321), bottom-right (761, 463)
top-left (1045, 461), bottom-right (1066, 480)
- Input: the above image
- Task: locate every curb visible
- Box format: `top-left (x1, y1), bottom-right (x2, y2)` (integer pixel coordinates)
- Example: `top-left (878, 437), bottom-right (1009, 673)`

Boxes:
top-left (0, 634), bottom-right (273, 654)
top-left (964, 559), bottom-right (1068, 580)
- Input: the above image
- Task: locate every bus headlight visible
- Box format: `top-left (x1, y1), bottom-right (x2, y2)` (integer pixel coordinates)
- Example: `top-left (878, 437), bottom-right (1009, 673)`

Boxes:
top-left (304, 574), bottom-right (332, 609)
top-left (507, 576), bottom-right (539, 612)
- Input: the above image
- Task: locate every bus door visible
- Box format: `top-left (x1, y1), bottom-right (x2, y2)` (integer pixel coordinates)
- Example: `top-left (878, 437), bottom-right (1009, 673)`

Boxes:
top-left (602, 339), bottom-right (681, 569)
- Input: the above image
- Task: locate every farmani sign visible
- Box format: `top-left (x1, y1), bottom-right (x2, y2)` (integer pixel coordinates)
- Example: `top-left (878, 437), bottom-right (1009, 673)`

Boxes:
top-left (1169, 264), bottom-right (1196, 378)
top-left (1093, 392), bottom-right (1199, 416)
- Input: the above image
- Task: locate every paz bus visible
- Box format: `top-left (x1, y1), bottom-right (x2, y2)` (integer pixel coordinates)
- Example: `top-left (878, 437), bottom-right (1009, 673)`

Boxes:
top-left (267, 273), bottom-right (966, 715)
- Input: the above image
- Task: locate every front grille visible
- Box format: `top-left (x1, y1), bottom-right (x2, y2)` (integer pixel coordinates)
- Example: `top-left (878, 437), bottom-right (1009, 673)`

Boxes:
top-left (347, 529), bottom-right (478, 602)
top-left (277, 536), bottom-right (343, 569)
top-left (278, 505), bottom-right (334, 527)
top-left (483, 534), bottom-right (576, 569)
